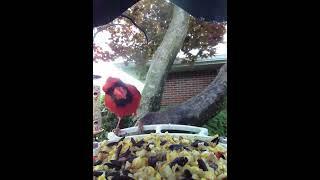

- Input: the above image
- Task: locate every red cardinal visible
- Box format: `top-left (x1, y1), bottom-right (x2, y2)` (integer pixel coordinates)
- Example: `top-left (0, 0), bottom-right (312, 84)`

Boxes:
top-left (102, 77), bottom-right (141, 135)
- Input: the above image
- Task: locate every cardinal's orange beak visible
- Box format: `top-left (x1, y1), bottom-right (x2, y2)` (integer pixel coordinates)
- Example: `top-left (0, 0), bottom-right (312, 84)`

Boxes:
top-left (114, 87), bottom-right (127, 99)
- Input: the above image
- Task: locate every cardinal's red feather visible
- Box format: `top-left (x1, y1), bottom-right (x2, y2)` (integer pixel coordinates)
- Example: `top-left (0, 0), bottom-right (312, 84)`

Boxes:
top-left (103, 77), bottom-right (141, 118)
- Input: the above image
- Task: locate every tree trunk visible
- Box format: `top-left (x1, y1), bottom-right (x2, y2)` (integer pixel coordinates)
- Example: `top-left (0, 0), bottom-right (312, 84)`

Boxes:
top-left (135, 5), bottom-right (190, 121)
top-left (138, 63), bottom-right (227, 126)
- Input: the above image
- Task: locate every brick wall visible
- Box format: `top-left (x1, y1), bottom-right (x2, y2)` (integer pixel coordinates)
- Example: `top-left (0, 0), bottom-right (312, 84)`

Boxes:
top-left (161, 70), bottom-right (218, 107)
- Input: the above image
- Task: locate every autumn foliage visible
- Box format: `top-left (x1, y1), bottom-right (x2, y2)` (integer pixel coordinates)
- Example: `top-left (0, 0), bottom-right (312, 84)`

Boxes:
top-left (93, 0), bottom-right (226, 64)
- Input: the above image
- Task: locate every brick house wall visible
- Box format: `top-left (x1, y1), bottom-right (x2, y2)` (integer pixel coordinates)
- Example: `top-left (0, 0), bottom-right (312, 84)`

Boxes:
top-left (161, 69), bottom-right (219, 107)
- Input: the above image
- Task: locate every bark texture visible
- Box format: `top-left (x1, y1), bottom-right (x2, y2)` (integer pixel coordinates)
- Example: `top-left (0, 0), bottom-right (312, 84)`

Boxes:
top-left (138, 63), bottom-right (227, 126)
top-left (135, 5), bottom-right (190, 121)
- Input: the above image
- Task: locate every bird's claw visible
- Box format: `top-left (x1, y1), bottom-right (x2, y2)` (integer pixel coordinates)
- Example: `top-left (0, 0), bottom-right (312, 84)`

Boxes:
top-left (112, 128), bottom-right (121, 136)
top-left (136, 121), bottom-right (144, 134)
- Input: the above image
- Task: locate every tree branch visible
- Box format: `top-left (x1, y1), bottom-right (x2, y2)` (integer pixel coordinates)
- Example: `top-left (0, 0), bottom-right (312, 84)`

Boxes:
top-left (120, 14), bottom-right (149, 45)
top-left (93, 15), bottom-right (149, 46)
top-left (136, 63), bottom-right (227, 127)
